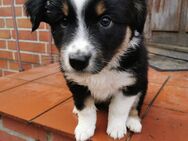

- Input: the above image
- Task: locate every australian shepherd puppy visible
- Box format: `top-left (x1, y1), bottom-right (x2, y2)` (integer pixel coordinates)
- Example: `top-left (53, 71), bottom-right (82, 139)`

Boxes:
top-left (25, 0), bottom-right (148, 140)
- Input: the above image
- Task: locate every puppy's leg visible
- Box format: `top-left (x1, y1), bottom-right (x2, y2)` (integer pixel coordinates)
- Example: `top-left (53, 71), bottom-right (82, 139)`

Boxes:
top-left (126, 107), bottom-right (142, 133)
top-left (66, 81), bottom-right (96, 141)
top-left (107, 92), bottom-right (137, 140)
top-left (75, 97), bottom-right (96, 141)
top-left (126, 90), bottom-right (147, 133)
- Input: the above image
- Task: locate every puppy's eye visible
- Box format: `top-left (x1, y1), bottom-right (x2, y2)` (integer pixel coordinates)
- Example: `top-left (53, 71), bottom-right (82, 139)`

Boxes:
top-left (61, 17), bottom-right (68, 28)
top-left (99, 16), bottom-right (112, 28)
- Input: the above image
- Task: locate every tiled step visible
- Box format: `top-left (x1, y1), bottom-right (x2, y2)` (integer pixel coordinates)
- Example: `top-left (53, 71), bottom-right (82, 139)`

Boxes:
top-left (0, 63), bottom-right (188, 141)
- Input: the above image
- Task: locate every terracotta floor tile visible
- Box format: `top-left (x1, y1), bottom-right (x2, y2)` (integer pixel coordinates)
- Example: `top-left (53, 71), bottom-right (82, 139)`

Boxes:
top-left (167, 77), bottom-right (188, 88)
top-left (148, 68), bottom-right (169, 84)
top-left (32, 99), bottom-right (76, 137)
top-left (153, 85), bottom-right (188, 113)
top-left (0, 77), bottom-right (26, 92)
top-left (130, 107), bottom-right (188, 141)
top-left (0, 82), bottom-right (71, 121)
top-left (33, 72), bottom-right (67, 88)
top-left (9, 63), bottom-right (60, 81)
top-left (161, 71), bottom-right (188, 79)
top-left (144, 82), bottom-right (162, 105)
top-left (33, 99), bottom-right (127, 141)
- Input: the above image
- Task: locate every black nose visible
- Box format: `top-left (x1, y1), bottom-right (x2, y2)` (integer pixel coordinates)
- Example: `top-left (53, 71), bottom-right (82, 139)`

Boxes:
top-left (69, 54), bottom-right (91, 71)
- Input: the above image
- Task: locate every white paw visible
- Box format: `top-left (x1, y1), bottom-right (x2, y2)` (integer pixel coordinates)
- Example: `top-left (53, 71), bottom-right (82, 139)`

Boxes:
top-left (73, 106), bottom-right (78, 115)
top-left (107, 120), bottom-right (127, 139)
top-left (126, 117), bottom-right (142, 133)
top-left (75, 124), bottom-right (95, 141)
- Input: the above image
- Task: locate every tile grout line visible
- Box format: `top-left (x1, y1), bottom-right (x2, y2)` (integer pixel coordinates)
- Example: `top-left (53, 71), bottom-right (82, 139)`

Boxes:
top-left (28, 97), bottom-right (73, 123)
top-left (126, 76), bottom-right (171, 141)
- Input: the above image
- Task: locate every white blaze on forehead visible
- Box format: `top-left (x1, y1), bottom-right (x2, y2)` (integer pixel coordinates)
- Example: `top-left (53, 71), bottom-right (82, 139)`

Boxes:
top-left (71, 0), bottom-right (89, 38)
top-left (71, 0), bottom-right (88, 13)
top-left (70, 0), bottom-right (90, 43)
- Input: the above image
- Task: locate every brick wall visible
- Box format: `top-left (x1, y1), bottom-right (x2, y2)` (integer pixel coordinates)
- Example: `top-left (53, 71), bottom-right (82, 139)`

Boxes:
top-left (0, 0), bottom-right (59, 77)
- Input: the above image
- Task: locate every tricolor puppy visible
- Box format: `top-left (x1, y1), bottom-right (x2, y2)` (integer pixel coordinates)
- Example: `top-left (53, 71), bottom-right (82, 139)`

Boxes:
top-left (25, 0), bottom-right (148, 140)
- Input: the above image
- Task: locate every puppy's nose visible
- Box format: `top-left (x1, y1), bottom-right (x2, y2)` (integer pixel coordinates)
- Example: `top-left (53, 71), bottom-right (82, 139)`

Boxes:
top-left (69, 53), bottom-right (91, 71)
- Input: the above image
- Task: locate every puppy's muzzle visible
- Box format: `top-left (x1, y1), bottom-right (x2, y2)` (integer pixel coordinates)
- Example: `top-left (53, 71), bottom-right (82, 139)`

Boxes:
top-left (69, 52), bottom-right (91, 71)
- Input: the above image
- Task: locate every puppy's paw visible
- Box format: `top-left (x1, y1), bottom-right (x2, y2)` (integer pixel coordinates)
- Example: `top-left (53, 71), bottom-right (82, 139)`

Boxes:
top-left (126, 117), bottom-right (142, 133)
top-left (107, 120), bottom-right (127, 139)
top-left (75, 124), bottom-right (95, 141)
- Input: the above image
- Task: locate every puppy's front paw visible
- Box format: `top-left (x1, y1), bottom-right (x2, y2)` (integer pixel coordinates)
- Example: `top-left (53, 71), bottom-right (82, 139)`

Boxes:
top-left (107, 120), bottom-right (127, 140)
top-left (75, 123), bottom-right (95, 141)
top-left (126, 117), bottom-right (142, 133)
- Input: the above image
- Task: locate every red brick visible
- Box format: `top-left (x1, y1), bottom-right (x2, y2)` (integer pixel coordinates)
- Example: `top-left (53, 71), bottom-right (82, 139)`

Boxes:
top-left (7, 18), bottom-right (32, 28)
top-left (14, 52), bottom-right (40, 64)
top-left (0, 59), bottom-right (8, 68)
top-left (46, 44), bottom-right (59, 56)
top-left (5, 19), bottom-right (13, 28)
top-left (0, 7), bottom-right (22, 17)
top-left (52, 133), bottom-right (74, 141)
top-left (0, 130), bottom-right (25, 141)
top-left (16, 0), bottom-right (24, 5)
top-left (0, 40), bottom-right (6, 48)
top-left (0, 30), bottom-right (11, 39)
top-left (0, 50), bottom-right (13, 59)
top-left (15, 7), bottom-right (23, 16)
top-left (52, 44), bottom-right (59, 54)
top-left (39, 22), bottom-right (47, 29)
top-left (17, 19), bottom-right (32, 28)
top-left (0, 7), bottom-right (12, 16)
top-left (8, 41), bottom-right (46, 53)
top-left (12, 30), bottom-right (37, 41)
top-left (3, 117), bottom-right (47, 141)
top-left (0, 19), bottom-right (5, 27)
top-left (2, 0), bottom-right (11, 5)
top-left (39, 31), bottom-right (50, 42)
top-left (8, 61), bottom-right (32, 70)
top-left (41, 55), bottom-right (52, 65)
top-left (18, 18), bottom-right (46, 30)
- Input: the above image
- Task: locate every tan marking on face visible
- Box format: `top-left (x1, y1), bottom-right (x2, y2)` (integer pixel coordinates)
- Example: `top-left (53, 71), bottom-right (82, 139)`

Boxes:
top-left (107, 27), bottom-right (133, 69)
top-left (114, 27), bottom-right (132, 55)
top-left (62, 1), bottom-right (69, 16)
top-left (96, 1), bottom-right (106, 16)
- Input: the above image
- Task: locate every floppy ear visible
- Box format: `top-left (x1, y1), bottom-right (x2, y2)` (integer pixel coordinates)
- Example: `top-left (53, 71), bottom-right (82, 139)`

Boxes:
top-left (131, 0), bottom-right (147, 33)
top-left (25, 0), bottom-right (47, 31)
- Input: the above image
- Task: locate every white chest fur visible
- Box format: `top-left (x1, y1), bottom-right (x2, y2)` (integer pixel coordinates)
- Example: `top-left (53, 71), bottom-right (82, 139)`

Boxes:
top-left (66, 69), bottom-right (135, 101)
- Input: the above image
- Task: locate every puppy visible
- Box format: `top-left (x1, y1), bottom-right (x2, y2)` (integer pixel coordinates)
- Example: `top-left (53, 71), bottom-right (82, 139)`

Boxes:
top-left (25, 0), bottom-right (148, 140)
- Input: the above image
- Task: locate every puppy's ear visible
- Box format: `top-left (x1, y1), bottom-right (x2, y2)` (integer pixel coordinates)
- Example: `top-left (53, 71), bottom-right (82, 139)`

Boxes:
top-left (25, 0), bottom-right (47, 31)
top-left (131, 0), bottom-right (147, 33)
